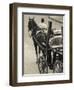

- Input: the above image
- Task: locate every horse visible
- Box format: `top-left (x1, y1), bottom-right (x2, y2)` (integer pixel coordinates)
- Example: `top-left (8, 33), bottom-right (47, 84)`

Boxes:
top-left (28, 18), bottom-right (47, 63)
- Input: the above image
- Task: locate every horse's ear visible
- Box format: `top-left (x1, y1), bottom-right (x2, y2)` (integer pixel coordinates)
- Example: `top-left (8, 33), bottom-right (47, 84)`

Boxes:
top-left (29, 17), bottom-right (30, 20)
top-left (33, 17), bottom-right (35, 20)
top-left (29, 17), bottom-right (32, 20)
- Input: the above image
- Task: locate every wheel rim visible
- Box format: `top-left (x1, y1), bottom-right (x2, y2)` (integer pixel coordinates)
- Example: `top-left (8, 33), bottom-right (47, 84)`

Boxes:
top-left (38, 56), bottom-right (48, 73)
top-left (53, 60), bottom-right (63, 73)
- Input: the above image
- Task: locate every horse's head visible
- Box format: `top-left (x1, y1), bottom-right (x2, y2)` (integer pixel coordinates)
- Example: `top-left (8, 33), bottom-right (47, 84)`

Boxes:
top-left (28, 17), bottom-right (35, 31)
top-left (28, 17), bottom-right (39, 37)
top-left (28, 17), bottom-right (35, 37)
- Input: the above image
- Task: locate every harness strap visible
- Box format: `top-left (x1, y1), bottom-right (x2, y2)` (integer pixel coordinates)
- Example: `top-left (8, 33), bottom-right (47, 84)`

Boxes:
top-left (33, 35), bottom-right (45, 51)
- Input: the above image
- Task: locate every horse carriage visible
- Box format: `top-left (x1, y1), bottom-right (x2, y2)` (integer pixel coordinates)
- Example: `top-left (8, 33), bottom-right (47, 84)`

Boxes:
top-left (28, 18), bottom-right (63, 73)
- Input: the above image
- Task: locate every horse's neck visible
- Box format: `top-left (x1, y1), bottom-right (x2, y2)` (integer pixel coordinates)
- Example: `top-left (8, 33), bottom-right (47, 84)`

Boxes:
top-left (32, 21), bottom-right (39, 33)
top-left (33, 20), bottom-right (40, 29)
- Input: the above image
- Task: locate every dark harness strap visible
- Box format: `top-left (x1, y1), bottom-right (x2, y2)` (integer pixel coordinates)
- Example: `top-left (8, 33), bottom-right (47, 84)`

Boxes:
top-left (33, 35), bottom-right (45, 51)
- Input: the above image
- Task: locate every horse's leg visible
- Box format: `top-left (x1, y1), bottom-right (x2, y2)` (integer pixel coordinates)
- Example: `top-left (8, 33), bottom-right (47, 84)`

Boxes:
top-left (37, 46), bottom-right (39, 59)
top-left (33, 40), bottom-right (38, 63)
top-left (37, 46), bottom-right (43, 63)
top-left (39, 47), bottom-right (43, 58)
top-left (39, 47), bottom-right (41, 56)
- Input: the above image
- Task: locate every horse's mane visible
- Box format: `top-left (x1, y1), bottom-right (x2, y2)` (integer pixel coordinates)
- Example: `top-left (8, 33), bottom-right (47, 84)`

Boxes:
top-left (28, 18), bottom-right (40, 32)
top-left (32, 19), bottom-right (40, 30)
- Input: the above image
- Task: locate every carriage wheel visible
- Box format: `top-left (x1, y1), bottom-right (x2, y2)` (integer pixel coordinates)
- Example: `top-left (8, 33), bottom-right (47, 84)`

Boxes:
top-left (53, 60), bottom-right (63, 73)
top-left (38, 56), bottom-right (48, 74)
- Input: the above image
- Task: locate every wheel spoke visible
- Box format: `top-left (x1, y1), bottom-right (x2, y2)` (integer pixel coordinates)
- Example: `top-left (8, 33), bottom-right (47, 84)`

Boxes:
top-left (38, 56), bottom-right (48, 73)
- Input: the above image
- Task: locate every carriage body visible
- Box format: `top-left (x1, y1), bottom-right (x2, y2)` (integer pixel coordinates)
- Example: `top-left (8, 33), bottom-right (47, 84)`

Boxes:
top-left (48, 34), bottom-right (63, 73)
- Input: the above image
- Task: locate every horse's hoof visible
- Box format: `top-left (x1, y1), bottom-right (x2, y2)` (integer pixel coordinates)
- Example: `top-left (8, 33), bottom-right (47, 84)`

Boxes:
top-left (49, 65), bottom-right (53, 70)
